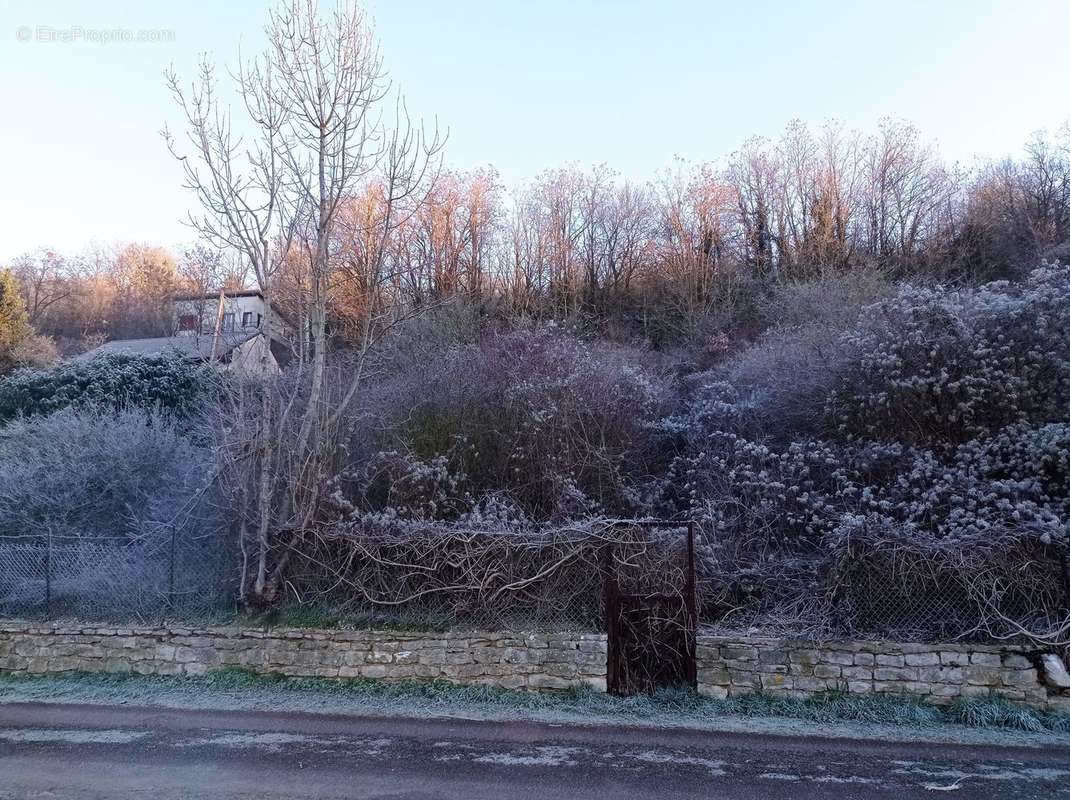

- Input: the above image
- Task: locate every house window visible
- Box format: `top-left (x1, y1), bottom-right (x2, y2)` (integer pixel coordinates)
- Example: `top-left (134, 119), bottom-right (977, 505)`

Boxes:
top-left (178, 314), bottom-right (197, 332)
top-left (242, 312), bottom-right (254, 327)
top-left (222, 313), bottom-right (235, 332)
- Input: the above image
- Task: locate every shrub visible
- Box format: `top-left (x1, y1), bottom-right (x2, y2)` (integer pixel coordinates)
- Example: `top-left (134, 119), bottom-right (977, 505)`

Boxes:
top-left (826, 264), bottom-right (1070, 446)
top-left (0, 407), bottom-right (232, 619)
top-left (756, 267), bottom-right (893, 331)
top-left (0, 406), bottom-right (216, 540)
top-left (348, 330), bottom-right (671, 521)
top-left (0, 351), bottom-right (217, 423)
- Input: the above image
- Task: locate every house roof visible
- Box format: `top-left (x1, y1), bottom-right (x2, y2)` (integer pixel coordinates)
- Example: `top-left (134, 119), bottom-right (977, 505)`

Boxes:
top-left (73, 331), bottom-right (260, 363)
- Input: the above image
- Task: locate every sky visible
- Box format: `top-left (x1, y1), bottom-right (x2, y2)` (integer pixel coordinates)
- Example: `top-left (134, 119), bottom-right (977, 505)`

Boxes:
top-left (2, 0), bottom-right (1069, 260)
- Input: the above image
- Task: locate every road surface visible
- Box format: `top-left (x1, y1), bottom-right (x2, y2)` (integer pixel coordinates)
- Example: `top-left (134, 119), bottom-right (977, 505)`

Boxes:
top-left (0, 702), bottom-right (1068, 799)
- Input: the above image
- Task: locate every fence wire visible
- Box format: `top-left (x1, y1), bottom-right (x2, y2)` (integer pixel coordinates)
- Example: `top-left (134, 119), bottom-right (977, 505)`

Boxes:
top-left (696, 537), bottom-right (1070, 644)
top-left (0, 532), bottom-right (235, 622)
top-left (1, 524), bottom-right (1065, 644)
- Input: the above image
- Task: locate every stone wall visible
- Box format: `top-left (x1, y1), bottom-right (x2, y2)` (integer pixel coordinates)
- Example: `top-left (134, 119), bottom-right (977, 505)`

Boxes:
top-left (2, 622), bottom-right (1066, 711)
top-left (696, 635), bottom-right (1070, 712)
top-left (0, 623), bottom-right (607, 692)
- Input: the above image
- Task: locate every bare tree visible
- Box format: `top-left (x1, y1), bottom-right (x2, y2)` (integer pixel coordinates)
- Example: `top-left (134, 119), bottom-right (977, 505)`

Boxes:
top-left (167, 0), bottom-right (441, 605)
top-left (10, 250), bottom-right (76, 327)
top-left (165, 25), bottom-right (299, 604)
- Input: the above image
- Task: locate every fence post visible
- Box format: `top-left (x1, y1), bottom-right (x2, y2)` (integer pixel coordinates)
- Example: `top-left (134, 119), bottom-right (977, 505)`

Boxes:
top-left (44, 528), bottom-right (52, 620)
top-left (167, 525), bottom-right (177, 617)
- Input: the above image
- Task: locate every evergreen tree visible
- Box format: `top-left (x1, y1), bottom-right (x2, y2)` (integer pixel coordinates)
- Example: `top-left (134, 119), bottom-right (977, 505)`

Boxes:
top-left (0, 269), bottom-right (31, 373)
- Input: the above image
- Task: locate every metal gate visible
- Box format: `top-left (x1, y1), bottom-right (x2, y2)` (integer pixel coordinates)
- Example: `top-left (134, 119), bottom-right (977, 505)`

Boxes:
top-left (604, 521), bottom-right (697, 695)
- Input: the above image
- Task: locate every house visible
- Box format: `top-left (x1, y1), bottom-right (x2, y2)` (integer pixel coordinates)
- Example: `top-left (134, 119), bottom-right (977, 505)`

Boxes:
top-left (171, 289), bottom-right (289, 343)
top-left (75, 290), bottom-right (294, 377)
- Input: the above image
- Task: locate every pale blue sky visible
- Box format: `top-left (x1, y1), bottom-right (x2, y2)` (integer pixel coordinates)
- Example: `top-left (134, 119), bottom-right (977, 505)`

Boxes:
top-left (2, 0), bottom-right (1069, 259)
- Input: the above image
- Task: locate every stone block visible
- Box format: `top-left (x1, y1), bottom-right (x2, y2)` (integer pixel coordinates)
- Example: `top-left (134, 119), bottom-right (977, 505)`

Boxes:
top-left (698, 668), bottom-right (730, 685)
top-left (103, 658), bottom-right (132, 674)
top-left (874, 667), bottom-right (916, 682)
top-left (528, 674), bottom-right (572, 690)
top-left (821, 651), bottom-right (855, 666)
top-left (730, 672), bottom-right (760, 688)
top-left (917, 666), bottom-right (963, 683)
top-left (904, 652), bottom-right (940, 667)
top-left (1001, 668), bottom-right (1040, 688)
top-left (788, 650), bottom-right (820, 665)
top-left (760, 673), bottom-right (791, 690)
top-left (969, 652), bottom-right (1001, 667)
top-left (722, 646), bottom-right (758, 661)
top-left (929, 684), bottom-right (962, 698)
top-left (965, 666), bottom-right (1002, 686)
top-left (758, 649), bottom-right (790, 664)
top-left (840, 665), bottom-right (874, 680)
top-left (1003, 654), bottom-right (1033, 670)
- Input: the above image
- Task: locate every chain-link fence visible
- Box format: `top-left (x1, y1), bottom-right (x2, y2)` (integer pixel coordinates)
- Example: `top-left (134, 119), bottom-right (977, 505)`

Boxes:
top-left (2, 522), bottom-right (1065, 644)
top-left (696, 531), bottom-right (1070, 644)
top-left (0, 532), bottom-right (236, 622)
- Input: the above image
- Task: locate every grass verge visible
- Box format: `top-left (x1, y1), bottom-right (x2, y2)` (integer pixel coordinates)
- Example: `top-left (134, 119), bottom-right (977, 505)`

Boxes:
top-left (1, 668), bottom-right (1067, 735)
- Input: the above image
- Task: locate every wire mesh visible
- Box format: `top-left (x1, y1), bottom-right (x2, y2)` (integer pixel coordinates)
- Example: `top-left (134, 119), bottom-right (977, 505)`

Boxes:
top-left (1, 523), bottom-right (1064, 643)
top-left (0, 532), bottom-right (235, 623)
top-left (697, 540), bottom-right (1069, 644)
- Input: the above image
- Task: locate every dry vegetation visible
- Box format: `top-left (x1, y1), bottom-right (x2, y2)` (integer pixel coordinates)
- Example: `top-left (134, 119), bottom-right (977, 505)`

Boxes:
top-left (1, 1), bottom-right (1069, 644)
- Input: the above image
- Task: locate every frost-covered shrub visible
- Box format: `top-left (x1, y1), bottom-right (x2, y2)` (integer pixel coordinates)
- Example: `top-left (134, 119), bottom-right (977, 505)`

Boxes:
top-left (670, 423), bottom-right (1070, 551)
top-left (343, 450), bottom-right (468, 521)
top-left (349, 330), bottom-right (670, 520)
top-left (0, 351), bottom-right (217, 423)
top-left (0, 406), bottom-right (216, 540)
top-left (904, 422), bottom-right (1070, 542)
top-left (757, 267), bottom-right (893, 331)
top-left (679, 324), bottom-right (858, 442)
top-left (0, 407), bottom-right (232, 619)
top-left (827, 264), bottom-right (1070, 446)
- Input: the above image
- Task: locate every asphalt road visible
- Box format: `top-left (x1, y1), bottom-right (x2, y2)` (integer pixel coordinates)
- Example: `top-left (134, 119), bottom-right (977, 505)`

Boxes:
top-left (0, 702), bottom-right (1068, 799)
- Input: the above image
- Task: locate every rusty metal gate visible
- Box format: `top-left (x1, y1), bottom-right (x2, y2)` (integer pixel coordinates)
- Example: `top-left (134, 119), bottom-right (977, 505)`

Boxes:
top-left (604, 520), bottom-right (697, 695)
